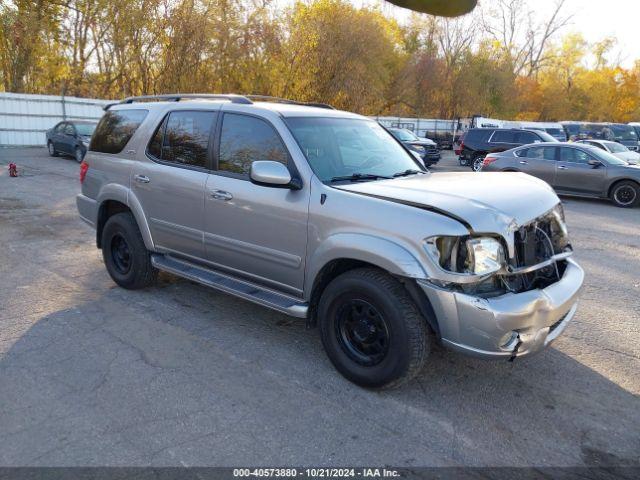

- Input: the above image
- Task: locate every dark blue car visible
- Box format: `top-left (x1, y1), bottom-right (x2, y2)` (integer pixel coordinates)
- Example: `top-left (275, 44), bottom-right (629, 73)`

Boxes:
top-left (46, 120), bottom-right (98, 162)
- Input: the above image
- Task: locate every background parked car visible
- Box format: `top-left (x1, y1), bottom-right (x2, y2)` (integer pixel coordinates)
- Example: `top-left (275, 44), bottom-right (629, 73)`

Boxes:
top-left (387, 128), bottom-right (441, 166)
top-left (481, 143), bottom-right (640, 208)
top-left (458, 128), bottom-right (557, 171)
top-left (519, 121), bottom-right (567, 141)
top-left (561, 122), bottom-right (639, 151)
top-left (576, 139), bottom-right (639, 165)
top-left (46, 120), bottom-right (97, 162)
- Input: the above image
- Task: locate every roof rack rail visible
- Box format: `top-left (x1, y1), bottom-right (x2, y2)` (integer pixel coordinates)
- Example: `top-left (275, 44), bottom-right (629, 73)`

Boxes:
top-left (105, 94), bottom-right (253, 110)
top-left (245, 95), bottom-right (335, 110)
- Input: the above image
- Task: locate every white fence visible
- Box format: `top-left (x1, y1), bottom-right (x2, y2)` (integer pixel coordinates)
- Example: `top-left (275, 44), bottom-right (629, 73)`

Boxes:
top-left (0, 92), bottom-right (111, 146)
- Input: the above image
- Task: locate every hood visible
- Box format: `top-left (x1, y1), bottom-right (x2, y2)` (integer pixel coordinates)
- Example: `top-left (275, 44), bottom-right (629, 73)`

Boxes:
top-left (334, 172), bottom-right (559, 235)
top-left (613, 151), bottom-right (639, 164)
top-left (409, 139), bottom-right (437, 147)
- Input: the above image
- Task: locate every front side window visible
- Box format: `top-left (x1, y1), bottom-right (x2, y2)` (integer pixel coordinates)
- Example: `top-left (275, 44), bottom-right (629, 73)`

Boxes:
top-left (218, 113), bottom-right (288, 175)
top-left (90, 109), bottom-right (148, 154)
top-left (54, 123), bottom-right (66, 133)
top-left (560, 147), bottom-right (594, 164)
top-left (64, 124), bottom-right (75, 135)
top-left (515, 131), bottom-right (538, 144)
top-left (147, 111), bottom-right (215, 168)
top-left (285, 117), bottom-right (423, 182)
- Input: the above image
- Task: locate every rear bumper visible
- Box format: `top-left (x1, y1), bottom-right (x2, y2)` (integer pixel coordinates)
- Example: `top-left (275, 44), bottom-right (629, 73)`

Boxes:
top-left (76, 193), bottom-right (98, 227)
top-left (418, 259), bottom-right (584, 359)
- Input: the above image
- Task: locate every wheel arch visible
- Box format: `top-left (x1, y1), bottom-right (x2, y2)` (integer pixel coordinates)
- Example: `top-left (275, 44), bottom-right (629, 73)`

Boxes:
top-left (607, 177), bottom-right (640, 198)
top-left (96, 187), bottom-right (154, 250)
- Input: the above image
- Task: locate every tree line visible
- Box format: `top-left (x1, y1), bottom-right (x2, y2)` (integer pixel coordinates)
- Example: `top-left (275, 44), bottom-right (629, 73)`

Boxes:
top-left (1, 0), bottom-right (639, 122)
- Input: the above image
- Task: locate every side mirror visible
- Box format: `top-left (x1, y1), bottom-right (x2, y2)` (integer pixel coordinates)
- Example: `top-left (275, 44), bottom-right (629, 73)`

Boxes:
top-left (588, 159), bottom-right (602, 167)
top-left (250, 161), bottom-right (299, 189)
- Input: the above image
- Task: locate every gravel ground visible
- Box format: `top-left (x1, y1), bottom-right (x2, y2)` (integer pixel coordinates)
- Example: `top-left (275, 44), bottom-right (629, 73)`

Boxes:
top-left (0, 147), bottom-right (638, 467)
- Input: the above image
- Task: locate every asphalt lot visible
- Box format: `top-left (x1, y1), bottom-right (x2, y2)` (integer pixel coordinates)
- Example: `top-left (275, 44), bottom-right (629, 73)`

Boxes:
top-left (0, 147), bottom-right (639, 467)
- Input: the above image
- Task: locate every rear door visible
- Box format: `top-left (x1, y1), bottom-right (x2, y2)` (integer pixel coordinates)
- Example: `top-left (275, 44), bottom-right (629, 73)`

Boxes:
top-left (555, 146), bottom-right (608, 195)
top-left (132, 109), bottom-right (217, 259)
top-left (516, 145), bottom-right (557, 185)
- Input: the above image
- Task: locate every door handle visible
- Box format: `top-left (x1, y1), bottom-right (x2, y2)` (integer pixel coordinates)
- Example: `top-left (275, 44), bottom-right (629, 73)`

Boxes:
top-left (210, 190), bottom-right (233, 201)
top-left (558, 165), bottom-right (568, 170)
top-left (134, 174), bottom-right (150, 183)
top-left (519, 160), bottom-right (528, 165)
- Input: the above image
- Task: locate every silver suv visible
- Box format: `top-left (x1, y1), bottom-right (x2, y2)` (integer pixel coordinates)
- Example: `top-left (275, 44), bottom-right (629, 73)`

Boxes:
top-left (77, 94), bottom-right (584, 388)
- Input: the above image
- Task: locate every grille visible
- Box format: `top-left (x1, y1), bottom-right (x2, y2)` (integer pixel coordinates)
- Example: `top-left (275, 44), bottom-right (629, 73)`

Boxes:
top-left (425, 146), bottom-right (439, 154)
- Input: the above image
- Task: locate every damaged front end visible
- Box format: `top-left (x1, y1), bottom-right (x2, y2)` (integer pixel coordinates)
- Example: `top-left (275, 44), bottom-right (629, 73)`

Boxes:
top-left (419, 204), bottom-right (584, 359)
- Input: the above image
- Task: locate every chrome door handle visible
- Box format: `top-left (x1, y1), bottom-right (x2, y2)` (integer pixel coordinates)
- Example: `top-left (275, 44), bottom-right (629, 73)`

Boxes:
top-left (558, 165), bottom-right (568, 170)
top-left (134, 174), bottom-right (150, 183)
top-left (519, 160), bottom-right (528, 165)
top-left (210, 190), bottom-right (233, 201)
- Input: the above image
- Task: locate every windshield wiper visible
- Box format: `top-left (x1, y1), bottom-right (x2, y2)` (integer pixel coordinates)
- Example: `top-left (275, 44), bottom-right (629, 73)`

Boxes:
top-left (329, 173), bottom-right (392, 183)
top-left (392, 169), bottom-right (425, 178)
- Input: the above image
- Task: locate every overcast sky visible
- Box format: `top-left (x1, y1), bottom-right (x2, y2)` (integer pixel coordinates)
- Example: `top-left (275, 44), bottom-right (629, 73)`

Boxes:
top-left (334, 0), bottom-right (640, 67)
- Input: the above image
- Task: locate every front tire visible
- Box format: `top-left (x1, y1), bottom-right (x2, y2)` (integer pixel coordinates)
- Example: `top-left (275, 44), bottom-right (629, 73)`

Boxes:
top-left (101, 212), bottom-right (158, 289)
top-left (610, 181), bottom-right (639, 208)
top-left (318, 268), bottom-right (431, 389)
top-left (47, 141), bottom-right (58, 157)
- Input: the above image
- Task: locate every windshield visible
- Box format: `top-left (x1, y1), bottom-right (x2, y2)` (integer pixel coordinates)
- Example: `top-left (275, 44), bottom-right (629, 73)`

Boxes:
top-left (75, 123), bottom-right (97, 136)
top-left (608, 125), bottom-right (638, 142)
top-left (285, 118), bottom-right (423, 182)
top-left (546, 128), bottom-right (565, 138)
top-left (604, 141), bottom-right (628, 153)
top-left (536, 130), bottom-right (559, 142)
top-left (591, 148), bottom-right (630, 166)
top-left (392, 129), bottom-right (419, 141)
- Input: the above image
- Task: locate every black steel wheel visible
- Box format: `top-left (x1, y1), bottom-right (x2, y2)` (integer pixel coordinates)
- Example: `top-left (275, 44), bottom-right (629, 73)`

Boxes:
top-left (318, 268), bottom-right (432, 389)
top-left (102, 212), bottom-right (158, 289)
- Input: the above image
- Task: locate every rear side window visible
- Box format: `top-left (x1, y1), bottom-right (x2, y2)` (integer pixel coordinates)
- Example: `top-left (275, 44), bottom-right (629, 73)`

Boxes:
top-left (526, 146), bottom-right (557, 160)
top-left (90, 109), bottom-right (148, 154)
top-left (218, 113), bottom-right (288, 175)
top-left (147, 110), bottom-right (216, 168)
top-left (491, 130), bottom-right (516, 143)
top-left (465, 129), bottom-right (491, 142)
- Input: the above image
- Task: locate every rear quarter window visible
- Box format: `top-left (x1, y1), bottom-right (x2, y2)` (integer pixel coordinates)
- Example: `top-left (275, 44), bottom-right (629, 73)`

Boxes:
top-left (90, 109), bottom-right (149, 154)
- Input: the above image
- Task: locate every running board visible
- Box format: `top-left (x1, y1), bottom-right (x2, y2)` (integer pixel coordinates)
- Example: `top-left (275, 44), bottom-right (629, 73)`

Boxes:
top-left (151, 254), bottom-right (308, 318)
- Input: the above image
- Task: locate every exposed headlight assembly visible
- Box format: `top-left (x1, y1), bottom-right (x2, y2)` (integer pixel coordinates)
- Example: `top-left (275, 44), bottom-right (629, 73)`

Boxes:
top-left (425, 236), bottom-right (506, 277)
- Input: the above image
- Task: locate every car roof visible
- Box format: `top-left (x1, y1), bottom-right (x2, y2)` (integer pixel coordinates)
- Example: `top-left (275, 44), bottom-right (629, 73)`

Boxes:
top-left (108, 99), bottom-right (365, 120)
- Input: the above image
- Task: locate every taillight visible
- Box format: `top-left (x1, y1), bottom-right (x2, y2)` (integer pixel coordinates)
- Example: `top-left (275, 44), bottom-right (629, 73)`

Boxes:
top-left (80, 161), bottom-right (89, 183)
top-left (483, 156), bottom-right (497, 168)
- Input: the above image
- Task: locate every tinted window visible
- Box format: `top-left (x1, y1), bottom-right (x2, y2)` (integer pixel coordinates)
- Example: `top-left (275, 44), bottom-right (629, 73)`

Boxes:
top-left (560, 147), bottom-right (594, 164)
top-left (218, 113), bottom-right (288, 175)
top-left (147, 111), bottom-right (215, 168)
top-left (64, 124), bottom-right (75, 135)
top-left (466, 129), bottom-right (491, 142)
top-left (515, 131), bottom-right (538, 144)
top-left (491, 130), bottom-right (516, 143)
top-left (526, 146), bottom-right (556, 160)
top-left (54, 123), bottom-right (65, 133)
top-left (75, 123), bottom-right (96, 136)
top-left (90, 109), bottom-right (148, 154)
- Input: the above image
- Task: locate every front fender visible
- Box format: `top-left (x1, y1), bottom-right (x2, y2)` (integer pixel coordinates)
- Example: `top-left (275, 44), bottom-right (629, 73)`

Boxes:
top-left (305, 233), bottom-right (426, 299)
top-left (97, 184), bottom-right (155, 251)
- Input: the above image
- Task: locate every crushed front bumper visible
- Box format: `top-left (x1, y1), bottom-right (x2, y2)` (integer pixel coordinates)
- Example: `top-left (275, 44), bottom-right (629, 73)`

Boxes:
top-left (418, 259), bottom-right (584, 359)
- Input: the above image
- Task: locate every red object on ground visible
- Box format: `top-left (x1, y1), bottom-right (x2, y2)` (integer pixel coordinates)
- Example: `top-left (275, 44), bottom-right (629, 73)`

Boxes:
top-left (8, 163), bottom-right (18, 177)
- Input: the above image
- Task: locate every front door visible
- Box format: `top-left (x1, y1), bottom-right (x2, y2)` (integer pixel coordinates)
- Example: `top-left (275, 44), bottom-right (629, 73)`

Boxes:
top-left (203, 112), bottom-right (309, 294)
top-left (555, 146), bottom-right (608, 195)
top-left (132, 109), bottom-right (217, 260)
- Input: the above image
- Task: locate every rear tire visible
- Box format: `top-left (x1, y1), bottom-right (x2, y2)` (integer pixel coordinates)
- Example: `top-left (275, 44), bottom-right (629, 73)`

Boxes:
top-left (101, 212), bottom-right (158, 289)
top-left (318, 268), bottom-right (431, 389)
top-left (74, 147), bottom-right (83, 163)
top-left (610, 181), bottom-right (639, 208)
top-left (48, 141), bottom-right (58, 157)
top-left (472, 154), bottom-right (485, 172)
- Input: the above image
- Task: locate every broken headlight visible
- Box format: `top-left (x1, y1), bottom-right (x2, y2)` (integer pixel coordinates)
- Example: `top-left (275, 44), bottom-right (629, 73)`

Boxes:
top-left (425, 236), bottom-right (506, 276)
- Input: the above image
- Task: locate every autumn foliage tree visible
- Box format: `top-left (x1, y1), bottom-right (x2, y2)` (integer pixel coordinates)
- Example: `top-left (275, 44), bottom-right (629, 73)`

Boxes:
top-left (1, 0), bottom-right (639, 122)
